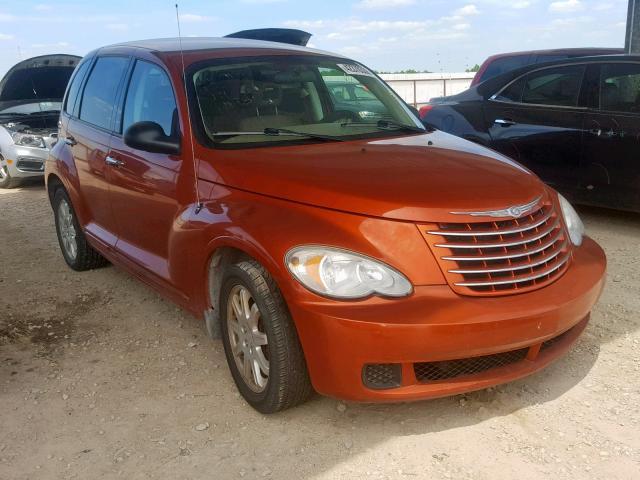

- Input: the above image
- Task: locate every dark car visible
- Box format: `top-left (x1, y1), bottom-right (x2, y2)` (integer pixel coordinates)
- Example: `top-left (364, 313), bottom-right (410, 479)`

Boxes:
top-left (471, 48), bottom-right (623, 87)
top-left (325, 80), bottom-right (391, 120)
top-left (421, 55), bottom-right (640, 212)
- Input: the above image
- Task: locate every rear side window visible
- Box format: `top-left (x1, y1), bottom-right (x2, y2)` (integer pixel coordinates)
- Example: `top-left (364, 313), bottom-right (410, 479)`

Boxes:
top-left (599, 63), bottom-right (640, 114)
top-left (79, 56), bottom-right (129, 130)
top-left (495, 65), bottom-right (585, 107)
top-left (64, 60), bottom-right (91, 116)
top-left (479, 54), bottom-right (531, 83)
top-left (122, 61), bottom-right (177, 136)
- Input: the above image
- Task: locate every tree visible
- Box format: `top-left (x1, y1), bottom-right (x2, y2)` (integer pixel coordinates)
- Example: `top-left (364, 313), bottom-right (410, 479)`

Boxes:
top-left (465, 64), bottom-right (481, 73)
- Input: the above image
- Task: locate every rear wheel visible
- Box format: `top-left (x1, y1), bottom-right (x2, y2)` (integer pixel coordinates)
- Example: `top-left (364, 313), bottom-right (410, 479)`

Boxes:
top-left (0, 164), bottom-right (20, 189)
top-left (219, 259), bottom-right (312, 413)
top-left (53, 188), bottom-right (108, 271)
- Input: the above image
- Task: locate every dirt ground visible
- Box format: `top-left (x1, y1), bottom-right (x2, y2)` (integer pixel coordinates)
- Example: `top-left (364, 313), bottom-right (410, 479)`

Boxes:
top-left (0, 183), bottom-right (638, 480)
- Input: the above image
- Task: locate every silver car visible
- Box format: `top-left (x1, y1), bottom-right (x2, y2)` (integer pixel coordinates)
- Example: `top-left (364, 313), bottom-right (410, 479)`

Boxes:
top-left (0, 54), bottom-right (80, 188)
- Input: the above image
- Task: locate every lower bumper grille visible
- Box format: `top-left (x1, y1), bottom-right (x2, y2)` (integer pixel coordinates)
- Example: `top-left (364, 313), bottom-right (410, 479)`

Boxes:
top-left (16, 157), bottom-right (45, 172)
top-left (414, 348), bottom-right (529, 382)
top-left (362, 363), bottom-right (402, 390)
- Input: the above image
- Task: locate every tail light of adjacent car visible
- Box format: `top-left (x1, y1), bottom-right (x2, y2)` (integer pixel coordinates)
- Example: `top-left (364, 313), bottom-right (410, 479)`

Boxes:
top-left (418, 105), bottom-right (433, 120)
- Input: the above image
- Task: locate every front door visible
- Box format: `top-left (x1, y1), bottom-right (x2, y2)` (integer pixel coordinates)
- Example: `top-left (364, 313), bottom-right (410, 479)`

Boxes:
top-left (483, 64), bottom-right (587, 195)
top-left (69, 55), bottom-right (130, 247)
top-left (580, 62), bottom-right (640, 211)
top-left (106, 59), bottom-right (183, 285)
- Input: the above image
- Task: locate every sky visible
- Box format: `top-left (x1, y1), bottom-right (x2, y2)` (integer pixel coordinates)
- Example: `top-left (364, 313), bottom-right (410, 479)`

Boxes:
top-left (0, 0), bottom-right (630, 77)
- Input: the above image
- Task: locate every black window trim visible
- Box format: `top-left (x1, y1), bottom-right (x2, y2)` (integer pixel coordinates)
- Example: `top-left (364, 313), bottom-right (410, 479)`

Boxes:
top-left (75, 54), bottom-right (133, 135)
top-left (595, 61), bottom-right (640, 116)
top-left (488, 61), bottom-right (589, 111)
top-left (62, 57), bottom-right (94, 118)
top-left (115, 57), bottom-right (181, 139)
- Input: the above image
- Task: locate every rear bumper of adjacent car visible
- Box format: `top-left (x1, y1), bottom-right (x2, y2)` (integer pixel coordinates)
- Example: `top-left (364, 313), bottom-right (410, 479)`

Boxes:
top-left (288, 236), bottom-right (606, 402)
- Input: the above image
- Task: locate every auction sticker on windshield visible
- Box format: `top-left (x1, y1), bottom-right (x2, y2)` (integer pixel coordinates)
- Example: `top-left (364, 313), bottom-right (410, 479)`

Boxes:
top-left (337, 63), bottom-right (376, 77)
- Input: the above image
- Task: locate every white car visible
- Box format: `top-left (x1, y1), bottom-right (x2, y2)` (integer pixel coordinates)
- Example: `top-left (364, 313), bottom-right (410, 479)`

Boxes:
top-left (0, 54), bottom-right (80, 188)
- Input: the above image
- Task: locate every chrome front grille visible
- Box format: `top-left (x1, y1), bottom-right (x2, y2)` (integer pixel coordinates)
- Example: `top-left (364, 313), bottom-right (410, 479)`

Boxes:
top-left (420, 200), bottom-right (571, 296)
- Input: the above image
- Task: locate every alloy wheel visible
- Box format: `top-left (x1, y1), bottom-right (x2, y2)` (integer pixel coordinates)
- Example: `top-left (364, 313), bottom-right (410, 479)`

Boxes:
top-left (226, 284), bottom-right (270, 393)
top-left (57, 199), bottom-right (78, 261)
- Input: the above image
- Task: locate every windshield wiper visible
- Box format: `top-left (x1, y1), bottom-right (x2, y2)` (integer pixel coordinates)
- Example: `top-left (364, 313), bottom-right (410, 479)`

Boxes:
top-left (210, 127), bottom-right (343, 142)
top-left (340, 119), bottom-right (426, 133)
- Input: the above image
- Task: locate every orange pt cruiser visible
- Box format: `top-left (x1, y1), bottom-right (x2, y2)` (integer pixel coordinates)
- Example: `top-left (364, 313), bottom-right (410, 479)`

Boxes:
top-left (46, 37), bottom-right (606, 413)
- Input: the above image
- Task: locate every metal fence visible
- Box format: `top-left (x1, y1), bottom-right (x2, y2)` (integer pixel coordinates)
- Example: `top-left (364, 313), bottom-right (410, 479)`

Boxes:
top-left (379, 72), bottom-right (475, 107)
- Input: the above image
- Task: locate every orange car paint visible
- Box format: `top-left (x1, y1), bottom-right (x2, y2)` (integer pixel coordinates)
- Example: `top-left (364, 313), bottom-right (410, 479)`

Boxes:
top-left (46, 41), bottom-right (606, 402)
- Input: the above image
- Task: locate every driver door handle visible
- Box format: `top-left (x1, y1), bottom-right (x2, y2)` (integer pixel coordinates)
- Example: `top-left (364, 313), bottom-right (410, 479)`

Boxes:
top-left (494, 118), bottom-right (516, 127)
top-left (64, 135), bottom-right (77, 146)
top-left (105, 156), bottom-right (125, 168)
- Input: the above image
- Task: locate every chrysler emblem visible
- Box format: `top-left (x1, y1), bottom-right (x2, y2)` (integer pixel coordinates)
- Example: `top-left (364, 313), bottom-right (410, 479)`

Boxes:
top-left (450, 196), bottom-right (542, 219)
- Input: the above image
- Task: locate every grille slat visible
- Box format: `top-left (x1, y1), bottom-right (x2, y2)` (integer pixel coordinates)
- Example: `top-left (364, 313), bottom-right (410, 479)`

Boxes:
top-left (427, 208), bottom-right (554, 237)
top-left (421, 200), bottom-right (571, 296)
top-left (435, 218), bottom-right (559, 249)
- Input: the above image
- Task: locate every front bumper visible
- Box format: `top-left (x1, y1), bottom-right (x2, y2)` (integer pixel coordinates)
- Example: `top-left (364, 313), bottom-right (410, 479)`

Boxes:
top-left (288, 237), bottom-right (606, 402)
top-left (1, 143), bottom-right (48, 178)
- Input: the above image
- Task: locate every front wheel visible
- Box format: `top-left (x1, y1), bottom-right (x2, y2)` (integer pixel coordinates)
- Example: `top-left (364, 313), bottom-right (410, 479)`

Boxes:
top-left (53, 188), bottom-right (108, 271)
top-left (219, 259), bottom-right (312, 413)
top-left (0, 164), bottom-right (20, 189)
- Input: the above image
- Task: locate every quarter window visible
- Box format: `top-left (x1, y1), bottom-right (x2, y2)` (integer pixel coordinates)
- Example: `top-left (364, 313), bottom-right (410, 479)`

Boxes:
top-left (64, 60), bottom-right (91, 116)
top-left (79, 56), bottom-right (129, 130)
top-left (599, 63), bottom-right (640, 113)
top-left (123, 61), bottom-right (177, 136)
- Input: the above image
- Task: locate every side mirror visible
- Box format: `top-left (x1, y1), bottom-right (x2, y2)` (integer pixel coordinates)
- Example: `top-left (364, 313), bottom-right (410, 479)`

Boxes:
top-left (124, 121), bottom-right (181, 155)
top-left (408, 105), bottom-right (420, 119)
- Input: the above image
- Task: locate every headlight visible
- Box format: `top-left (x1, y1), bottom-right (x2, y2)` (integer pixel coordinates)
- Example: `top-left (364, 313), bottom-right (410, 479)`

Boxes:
top-left (11, 132), bottom-right (46, 148)
top-left (285, 246), bottom-right (413, 299)
top-left (558, 194), bottom-right (584, 246)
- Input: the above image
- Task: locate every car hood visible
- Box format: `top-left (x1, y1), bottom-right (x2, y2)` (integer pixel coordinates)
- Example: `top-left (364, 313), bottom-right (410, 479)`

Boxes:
top-left (200, 130), bottom-right (548, 223)
top-left (0, 54), bottom-right (80, 102)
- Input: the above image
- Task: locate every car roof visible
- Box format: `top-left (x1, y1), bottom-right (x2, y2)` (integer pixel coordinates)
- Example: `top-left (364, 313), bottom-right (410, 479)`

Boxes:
top-left (484, 47), bottom-right (624, 60)
top-left (98, 36), bottom-right (338, 57)
top-left (475, 54), bottom-right (640, 96)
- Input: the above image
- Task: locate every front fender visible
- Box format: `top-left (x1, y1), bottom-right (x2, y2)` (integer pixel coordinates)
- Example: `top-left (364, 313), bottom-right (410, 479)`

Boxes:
top-left (172, 180), bottom-right (446, 324)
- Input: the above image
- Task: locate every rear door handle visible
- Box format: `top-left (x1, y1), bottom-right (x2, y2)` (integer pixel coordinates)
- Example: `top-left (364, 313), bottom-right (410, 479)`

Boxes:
top-left (494, 118), bottom-right (516, 127)
top-left (105, 156), bottom-right (125, 168)
top-left (64, 135), bottom-right (77, 146)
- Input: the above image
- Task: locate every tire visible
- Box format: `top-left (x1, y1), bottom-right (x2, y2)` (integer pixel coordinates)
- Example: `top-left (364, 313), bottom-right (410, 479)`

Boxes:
top-left (52, 188), bottom-right (108, 271)
top-left (0, 164), bottom-right (20, 189)
top-left (219, 259), bottom-right (312, 413)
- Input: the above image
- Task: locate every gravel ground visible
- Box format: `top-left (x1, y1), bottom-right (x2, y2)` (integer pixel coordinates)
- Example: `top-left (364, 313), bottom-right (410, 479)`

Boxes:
top-left (1, 184), bottom-right (639, 480)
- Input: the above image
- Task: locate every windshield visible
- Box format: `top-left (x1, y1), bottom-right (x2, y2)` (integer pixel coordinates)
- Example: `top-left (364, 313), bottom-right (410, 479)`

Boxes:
top-left (190, 56), bottom-right (424, 146)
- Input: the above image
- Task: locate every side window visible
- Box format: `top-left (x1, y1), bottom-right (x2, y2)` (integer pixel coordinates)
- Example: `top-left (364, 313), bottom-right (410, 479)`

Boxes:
top-left (599, 63), bottom-right (640, 114)
top-left (64, 60), bottom-right (91, 117)
top-left (520, 65), bottom-right (585, 107)
top-left (122, 61), bottom-right (177, 136)
top-left (79, 56), bottom-right (129, 130)
top-left (480, 54), bottom-right (531, 83)
top-left (494, 77), bottom-right (526, 103)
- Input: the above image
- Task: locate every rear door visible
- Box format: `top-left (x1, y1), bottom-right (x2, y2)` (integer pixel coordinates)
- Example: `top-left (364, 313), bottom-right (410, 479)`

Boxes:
top-left (66, 55), bottom-right (130, 247)
top-left (580, 62), bottom-right (640, 210)
top-left (106, 59), bottom-right (183, 285)
top-left (482, 64), bottom-right (587, 194)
